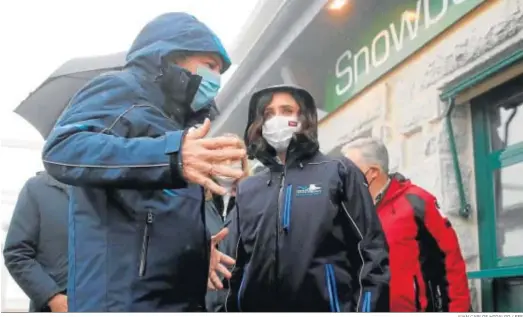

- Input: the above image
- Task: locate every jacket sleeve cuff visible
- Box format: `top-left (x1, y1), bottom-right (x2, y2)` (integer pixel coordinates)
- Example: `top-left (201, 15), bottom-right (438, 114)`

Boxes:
top-left (165, 130), bottom-right (188, 188)
top-left (35, 286), bottom-right (64, 312)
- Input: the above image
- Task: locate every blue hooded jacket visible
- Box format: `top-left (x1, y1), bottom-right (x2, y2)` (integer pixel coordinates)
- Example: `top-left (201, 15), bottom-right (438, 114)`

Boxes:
top-left (42, 13), bottom-right (231, 312)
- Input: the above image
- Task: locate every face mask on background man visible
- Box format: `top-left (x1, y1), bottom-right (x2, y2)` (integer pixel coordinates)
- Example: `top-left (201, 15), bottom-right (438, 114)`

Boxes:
top-left (190, 66), bottom-right (221, 112)
top-left (214, 161), bottom-right (242, 193)
top-left (262, 116), bottom-right (301, 153)
top-left (214, 161), bottom-right (242, 218)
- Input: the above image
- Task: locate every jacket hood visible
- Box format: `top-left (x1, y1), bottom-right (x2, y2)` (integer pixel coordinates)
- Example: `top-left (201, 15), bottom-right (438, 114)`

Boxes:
top-left (126, 12), bottom-right (231, 77)
top-left (244, 84), bottom-right (318, 143)
top-left (125, 13), bottom-right (229, 124)
top-left (244, 84), bottom-right (319, 166)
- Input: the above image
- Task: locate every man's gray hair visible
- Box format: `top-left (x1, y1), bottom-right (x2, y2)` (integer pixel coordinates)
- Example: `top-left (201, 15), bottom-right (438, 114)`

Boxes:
top-left (341, 137), bottom-right (390, 173)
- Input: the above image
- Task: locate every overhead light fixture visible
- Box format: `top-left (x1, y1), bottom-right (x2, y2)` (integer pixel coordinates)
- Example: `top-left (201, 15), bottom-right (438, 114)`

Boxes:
top-left (327, 0), bottom-right (349, 11)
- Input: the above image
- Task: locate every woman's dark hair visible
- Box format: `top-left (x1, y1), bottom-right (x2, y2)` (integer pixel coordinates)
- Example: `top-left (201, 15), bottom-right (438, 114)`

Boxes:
top-left (246, 90), bottom-right (318, 158)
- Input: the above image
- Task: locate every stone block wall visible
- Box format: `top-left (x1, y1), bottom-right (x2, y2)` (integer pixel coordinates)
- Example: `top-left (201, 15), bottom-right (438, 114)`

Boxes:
top-left (319, 0), bottom-right (523, 310)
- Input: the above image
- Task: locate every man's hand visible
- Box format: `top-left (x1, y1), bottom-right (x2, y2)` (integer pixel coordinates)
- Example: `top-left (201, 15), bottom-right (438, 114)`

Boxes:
top-left (208, 228), bottom-right (236, 290)
top-left (182, 118), bottom-right (246, 195)
top-left (48, 294), bottom-right (67, 312)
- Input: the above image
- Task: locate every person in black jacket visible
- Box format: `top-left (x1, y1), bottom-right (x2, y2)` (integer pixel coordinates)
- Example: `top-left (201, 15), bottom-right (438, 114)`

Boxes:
top-left (204, 195), bottom-right (239, 312)
top-left (3, 171), bottom-right (68, 312)
top-left (225, 85), bottom-right (391, 312)
top-left (205, 135), bottom-right (249, 312)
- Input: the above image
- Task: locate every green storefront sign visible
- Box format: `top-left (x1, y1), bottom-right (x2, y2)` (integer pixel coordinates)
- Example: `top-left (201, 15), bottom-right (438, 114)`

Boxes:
top-left (324, 0), bottom-right (485, 112)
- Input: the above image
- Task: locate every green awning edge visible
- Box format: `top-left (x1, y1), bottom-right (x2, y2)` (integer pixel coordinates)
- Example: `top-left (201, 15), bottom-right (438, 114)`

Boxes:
top-left (440, 48), bottom-right (523, 101)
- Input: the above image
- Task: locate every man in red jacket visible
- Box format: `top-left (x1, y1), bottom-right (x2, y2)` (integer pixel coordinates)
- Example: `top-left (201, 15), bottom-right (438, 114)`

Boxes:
top-left (342, 137), bottom-right (470, 312)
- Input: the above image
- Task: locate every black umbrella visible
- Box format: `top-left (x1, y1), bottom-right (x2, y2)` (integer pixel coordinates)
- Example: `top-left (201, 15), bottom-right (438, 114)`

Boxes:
top-left (14, 51), bottom-right (127, 139)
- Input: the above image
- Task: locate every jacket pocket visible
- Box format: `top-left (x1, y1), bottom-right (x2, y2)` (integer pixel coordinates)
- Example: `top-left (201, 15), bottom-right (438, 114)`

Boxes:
top-left (138, 211), bottom-right (154, 277)
top-left (282, 184), bottom-right (293, 232)
top-left (324, 264), bottom-right (340, 312)
top-left (413, 275), bottom-right (421, 312)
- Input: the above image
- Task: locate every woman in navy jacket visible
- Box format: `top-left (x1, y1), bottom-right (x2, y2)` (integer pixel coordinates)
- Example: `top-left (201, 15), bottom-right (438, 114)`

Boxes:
top-left (225, 85), bottom-right (390, 312)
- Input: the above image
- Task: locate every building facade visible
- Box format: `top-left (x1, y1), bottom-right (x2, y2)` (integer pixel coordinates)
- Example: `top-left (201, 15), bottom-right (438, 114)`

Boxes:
top-left (214, 0), bottom-right (523, 311)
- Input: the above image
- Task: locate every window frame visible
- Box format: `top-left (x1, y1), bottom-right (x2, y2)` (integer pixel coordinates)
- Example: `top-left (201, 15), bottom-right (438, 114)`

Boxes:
top-left (471, 75), bottom-right (523, 311)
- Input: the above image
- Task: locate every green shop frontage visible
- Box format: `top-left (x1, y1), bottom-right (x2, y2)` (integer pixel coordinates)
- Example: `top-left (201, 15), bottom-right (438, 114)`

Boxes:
top-left (213, 0), bottom-right (523, 311)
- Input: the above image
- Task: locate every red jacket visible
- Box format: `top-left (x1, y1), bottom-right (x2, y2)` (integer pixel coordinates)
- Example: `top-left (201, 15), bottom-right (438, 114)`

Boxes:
top-left (376, 173), bottom-right (470, 312)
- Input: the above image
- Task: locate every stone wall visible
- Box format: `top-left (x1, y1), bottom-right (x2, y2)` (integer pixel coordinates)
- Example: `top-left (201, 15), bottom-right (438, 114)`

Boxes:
top-left (319, 0), bottom-right (523, 310)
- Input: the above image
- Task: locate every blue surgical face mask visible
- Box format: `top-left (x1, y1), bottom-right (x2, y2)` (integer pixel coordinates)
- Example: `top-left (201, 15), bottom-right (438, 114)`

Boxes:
top-left (190, 66), bottom-right (221, 112)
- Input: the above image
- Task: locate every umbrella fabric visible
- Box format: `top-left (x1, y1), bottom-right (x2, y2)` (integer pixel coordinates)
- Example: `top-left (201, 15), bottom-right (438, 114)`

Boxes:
top-left (14, 52), bottom-right (126, 139)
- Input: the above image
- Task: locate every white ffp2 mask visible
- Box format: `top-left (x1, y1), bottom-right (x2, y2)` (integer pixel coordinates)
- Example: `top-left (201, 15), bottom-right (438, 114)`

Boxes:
top-left (262, 116), bottom-right (301, 153)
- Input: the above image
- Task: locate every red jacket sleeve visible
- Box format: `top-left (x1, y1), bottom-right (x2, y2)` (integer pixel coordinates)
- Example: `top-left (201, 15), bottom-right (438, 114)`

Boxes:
top-left (415, 192), bottom-right (470, 312)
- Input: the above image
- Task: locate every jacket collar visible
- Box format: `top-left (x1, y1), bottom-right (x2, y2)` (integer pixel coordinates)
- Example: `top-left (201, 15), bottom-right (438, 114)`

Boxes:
top-left (374, 178), bottom-right (392, 205)
top-left (37, 171), bottom-right (68, 193)
top-left (378, 173), bottom-right (412, 207)
top-left (211, 194), bottom-right (236, 218)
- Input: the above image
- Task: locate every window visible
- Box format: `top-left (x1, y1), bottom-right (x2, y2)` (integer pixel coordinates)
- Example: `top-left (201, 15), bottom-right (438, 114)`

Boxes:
top-left (487, 96), bottom-right (523, 151)
top-left (495, 163), bottom-right (523, 258)
top-left (473, 74), bottom-right (523, 267)
top-left (487, 95), bottom-right (523, 259)
top-left (472, 73), bottom-right (523, 312)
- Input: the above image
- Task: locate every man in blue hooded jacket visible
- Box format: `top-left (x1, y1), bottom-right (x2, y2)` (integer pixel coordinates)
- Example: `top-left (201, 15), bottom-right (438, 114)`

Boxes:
top-left (42, 13), bottom-right (246, 312)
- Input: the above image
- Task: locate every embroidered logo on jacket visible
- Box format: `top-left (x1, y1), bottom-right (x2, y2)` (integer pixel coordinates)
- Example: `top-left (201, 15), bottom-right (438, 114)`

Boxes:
top-left (296, 184), bottom-right (323, 197)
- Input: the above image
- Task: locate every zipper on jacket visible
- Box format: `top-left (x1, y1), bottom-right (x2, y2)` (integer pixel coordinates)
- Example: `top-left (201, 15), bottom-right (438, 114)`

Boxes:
top-left (277, 172), bottom-right (286, 234)
top-left (282, 184), bottom-right (293, 232)
top-left (427, 281), bottom-right (436, 311)
top-left (139, 211), bottom-right (154, 277)
top-left (324, 264), bottom-right (340, 312)
top-left (435, 283), bottom-right (443, 312)
top-left (273, 171), bottom-right (286, 288)
top-left (413, 275), bottom-right (421, 312)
